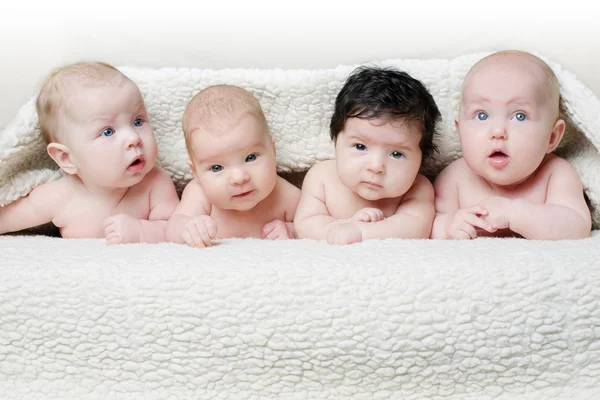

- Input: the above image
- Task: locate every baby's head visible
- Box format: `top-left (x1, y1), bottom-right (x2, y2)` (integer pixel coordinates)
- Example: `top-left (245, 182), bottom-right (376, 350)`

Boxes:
top-left (330, 66), bottom-right (440, 201)
top-left (457, 50), bottom-right (565, 187)
top-left (36, 62), bottom-right (157, 188)
top-left (183, 85), bottom-right (277, 211)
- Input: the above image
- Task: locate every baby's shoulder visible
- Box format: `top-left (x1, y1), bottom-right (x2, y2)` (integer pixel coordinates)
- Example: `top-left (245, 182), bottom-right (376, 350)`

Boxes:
top-left (434, 158), bottom-right (475, 184)
top-left (30, 175), bottom-right (76, 204)
top-left (275, 175), bottom-right (301, 195)
top-left (540, 153), bottom-right (575, 172)
top-left (139, 166), bottom-right (174, 188)
top-left (538, 154), bottom-right (581, 183)
top-left (304, 160), bottom-right (337, 183)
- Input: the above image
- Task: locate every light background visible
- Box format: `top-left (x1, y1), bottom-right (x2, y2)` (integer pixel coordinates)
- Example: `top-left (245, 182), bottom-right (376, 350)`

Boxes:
top-left (1, 0), bottom-right (598, 128)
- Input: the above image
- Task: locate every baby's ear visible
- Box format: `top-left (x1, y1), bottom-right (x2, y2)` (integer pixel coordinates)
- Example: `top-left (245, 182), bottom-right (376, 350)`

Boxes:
top-left (47, 143), bottom-right (78, 175)
top-left (547, 119), bottom-right (566, 153)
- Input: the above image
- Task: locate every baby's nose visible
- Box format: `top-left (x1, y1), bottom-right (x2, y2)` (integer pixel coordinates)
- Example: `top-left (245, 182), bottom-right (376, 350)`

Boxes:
top-left (229, 168), bottom-right (250, 184)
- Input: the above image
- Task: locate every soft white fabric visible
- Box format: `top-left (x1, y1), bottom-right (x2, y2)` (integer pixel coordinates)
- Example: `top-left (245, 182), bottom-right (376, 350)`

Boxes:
top-left (2, 55), bottom-right (600, 399)
top-left (1, 53), bottom-right (600, 225)
top-left (1, 234), bottom-right (600, 399)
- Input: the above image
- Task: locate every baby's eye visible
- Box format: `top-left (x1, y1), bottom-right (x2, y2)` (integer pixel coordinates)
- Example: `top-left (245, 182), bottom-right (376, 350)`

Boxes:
top-left (476, 112), bottom-right (488, 121)
top-left (101, 128), bottom-right (115, 137)
top-left (355, 143), bottom-right (366, 151)
top-left (245, 153), bottom-right (258, 162)
top-left (513, 112), bottom-right (527, 121)
top-left (211, 165), bottom-right (223, 173)
top-left (391, 151), bottom-right (405, 159)
top-left (133, 118), bottom-right (144, 127)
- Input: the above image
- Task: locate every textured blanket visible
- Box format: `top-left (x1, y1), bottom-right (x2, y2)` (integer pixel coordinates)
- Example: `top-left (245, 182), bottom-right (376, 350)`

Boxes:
top-left (2, 55), bottom-right (600, 399)
top-left (1, 53), bottom-right (600, 226)
top-left (1, 234), bottom-right (600, 399)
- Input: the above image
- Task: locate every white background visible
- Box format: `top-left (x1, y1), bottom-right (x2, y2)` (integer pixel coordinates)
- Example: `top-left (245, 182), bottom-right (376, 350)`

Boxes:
top-left (1, 0), bottom-right (598, 128)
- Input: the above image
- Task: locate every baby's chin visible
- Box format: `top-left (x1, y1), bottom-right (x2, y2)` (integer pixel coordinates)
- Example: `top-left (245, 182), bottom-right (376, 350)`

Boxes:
top-left (481, 171), bottom-right (533, 188)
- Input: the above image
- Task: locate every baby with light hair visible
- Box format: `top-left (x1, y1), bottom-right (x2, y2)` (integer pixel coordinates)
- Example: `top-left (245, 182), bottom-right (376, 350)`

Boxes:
top-left (432, 50), bottom-right (591, 239)
top-left (166, 85), bottom-right (301, 247)
top-left (0, 62), bottom-right (180, 243)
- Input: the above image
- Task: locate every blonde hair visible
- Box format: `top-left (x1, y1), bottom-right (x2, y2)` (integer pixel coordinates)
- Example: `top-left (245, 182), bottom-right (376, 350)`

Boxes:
top-left (182, 85), bottom-right (269, 158)
top-left (36, 62), bottom-right (126, 144)
top-left (463, 50), bottom-right (562, 117)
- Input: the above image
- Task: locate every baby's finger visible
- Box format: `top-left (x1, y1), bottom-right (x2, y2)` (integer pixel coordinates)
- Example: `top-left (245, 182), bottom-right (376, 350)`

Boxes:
top-left (466, 214), bottom-right (495, 232)
top-left (262, 220), bottom-right (277, 238)
top-left (105, 233), bottom-right (121, 245)
top-left (102, 216), bottom-right (116, 229)
top-left (204, 217), bottom-right (218, 239)
top-left (459, 223), bottom-right (478, 239)
top-left (468, 206), bottom-right (488, 216)
top-left (265, 229), bottom-right (281, 240)
top-left (198, 222), bottom-right (214, 247)
top-left (185, 227), bottom-right (204, 248)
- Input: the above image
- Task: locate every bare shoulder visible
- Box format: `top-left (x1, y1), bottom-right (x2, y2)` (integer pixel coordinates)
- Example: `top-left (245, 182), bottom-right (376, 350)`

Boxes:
top-left (140, 166), bottom-right (175, 188)
top-left (540, 154), bottom-right (578, 175)
top-left (181, 178), bottom-right (205, 199)
top-left (404, 174), bottom-right (434, 201)
top-left (30, 175), bottom-right (74, 201)
top-left (435, 158), bottom-right (472, 182)
top-left (275, 175), bottom-right (301, 199)
top-left (303, 160), bottom-right (336, 188)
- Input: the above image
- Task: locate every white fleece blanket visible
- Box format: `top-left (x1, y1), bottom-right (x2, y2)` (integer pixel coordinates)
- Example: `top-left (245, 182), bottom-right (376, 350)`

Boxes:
top-left (1, 53), bottom-right (600, 225)
top-left (2, 55), bottom-right (600, 399)
top-left (1, 234), bottom-right (600, 399)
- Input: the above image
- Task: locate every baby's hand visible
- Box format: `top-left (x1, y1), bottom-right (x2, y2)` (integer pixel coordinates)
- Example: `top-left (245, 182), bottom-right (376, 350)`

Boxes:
top-left (351, 207), bottom-right (385, 223)
top-left (479, 196), bottom-right (512, 231)
top-left (327, 222), bottom-right (362, 245)
top-left (183, 215), bottom-right (217, 248)
top-left (104, 213), bottom-right (143, 245)
top-left (445, 206), bottom-right (494, 240)
top-left (262, 219), bottom-right (296, 240)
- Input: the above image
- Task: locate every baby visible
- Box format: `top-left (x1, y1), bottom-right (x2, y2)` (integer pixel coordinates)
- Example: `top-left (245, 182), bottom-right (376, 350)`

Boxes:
top-left (166, 85), bottom-right (301, 247)
top-left (294, 66), bottom-right (441, 245)
top-left (432, 50), bottom-right (591, 239)
top-left (0, 62), bottom-right (180, 243)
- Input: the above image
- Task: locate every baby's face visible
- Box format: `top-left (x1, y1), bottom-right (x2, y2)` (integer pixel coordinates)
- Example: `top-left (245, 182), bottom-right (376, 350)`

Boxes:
top-left (457, 58), bottom-right (561, 187)
top-left (59, 79), bottom-right (157, 187)
top-left (335, 117), bottom-right (423, 201)
top-left (190, 113), bottom-right (277, 211)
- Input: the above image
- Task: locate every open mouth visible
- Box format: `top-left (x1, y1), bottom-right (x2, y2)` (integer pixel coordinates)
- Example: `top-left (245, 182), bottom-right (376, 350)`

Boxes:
top-left (127, 156), bottom-right (145, 172)
top-left (488, 150), bottom-right (509, 168)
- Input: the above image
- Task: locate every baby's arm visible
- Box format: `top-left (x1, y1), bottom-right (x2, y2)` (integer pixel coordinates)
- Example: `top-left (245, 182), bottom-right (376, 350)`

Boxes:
top-left (499, 160), bottom-right (591, 239)
top-left (358, 174), bottom-right (435, 240)
top-left (104, 168), bottom-right (180, 244)
top-left (0, 179), bottom-right (66, 234)
top-left (293, 165), bottom-right (341, 240)
top-left (431, 161), bottom-right (492, 239)
top-left (166, 180), bottom-right (216, 247)
top-left (262, 178), bottom-right (301, 240)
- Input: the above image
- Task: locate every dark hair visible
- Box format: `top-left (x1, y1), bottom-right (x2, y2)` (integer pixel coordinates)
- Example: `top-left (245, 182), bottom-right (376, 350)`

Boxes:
top-left (330, 66), bottom-right (440, 158)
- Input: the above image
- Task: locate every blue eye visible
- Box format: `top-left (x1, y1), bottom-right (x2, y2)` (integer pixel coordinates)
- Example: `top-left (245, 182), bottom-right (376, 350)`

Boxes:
top-left (245, 154), bottom-right (257, 162)
top-left (391, 151), bottom-right (405, 159)
top-left (476, 112), bottom-right (488, 121)
top-left (355, 143), bottom-right (366, 151)
top-left (514, 113), bottom-right (527, 121)
top-left (101, 128), bottom-right (114, 137)
top-left (211, 165), bottom-right (223, 172)
top-left (134, 118), bottom-right (143, 127)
